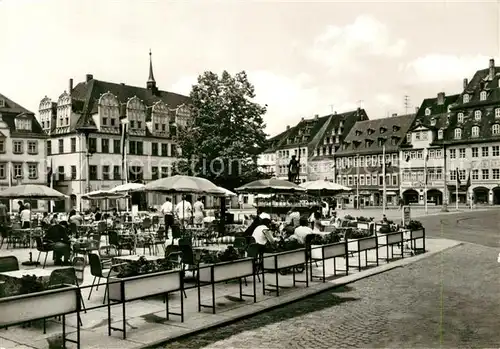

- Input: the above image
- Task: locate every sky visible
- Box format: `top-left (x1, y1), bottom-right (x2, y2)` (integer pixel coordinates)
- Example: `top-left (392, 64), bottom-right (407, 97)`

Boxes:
top-left (1, 0), bottom-right (500, 136)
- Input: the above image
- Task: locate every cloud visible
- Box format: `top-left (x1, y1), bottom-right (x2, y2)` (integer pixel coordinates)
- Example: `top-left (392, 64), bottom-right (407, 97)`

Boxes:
top-left (308, 14), bottom-right (407, 75)
top-left (402, 54), bottom-right (498, 84)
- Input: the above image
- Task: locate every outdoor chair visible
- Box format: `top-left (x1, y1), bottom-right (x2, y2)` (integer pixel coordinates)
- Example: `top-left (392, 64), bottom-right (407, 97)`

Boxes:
top-left (108, 230), bottom-right (134, 256)
top-left (246, 243), bottom-right (263, 282)
top-left (178, 244), bottom-right (197, 296)
top-left (142, 217), bottom-right (152, 232)
top-left (153, 229), bottom-right (166, 255)
top-left (171, 224), bottom-right (181, 240)
top-left (165, 250), bottom-right (187, 298)
top-left (87, 253), bottom-right (124, 304)
top-left (35, 236), bottom-right (53, 269)
top-left (69, 222), bottom-right (78, 237)
top-left (0, 225), bottom-right (10, 249)
top-left (233, 237), bottom-right (247, 258)
top-left (0, 255), bottom-right (19, 272)
top-left (152, 216), bottom-right (160, 230)
top-left (98, 244), bottom-right (119, 264)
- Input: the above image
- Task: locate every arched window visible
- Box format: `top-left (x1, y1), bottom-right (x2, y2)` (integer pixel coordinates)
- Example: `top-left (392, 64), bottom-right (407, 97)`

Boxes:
top-left (463, 94), bottom-right (469, 103)
top-left (151, 101), bottom-right (170, 134)
top-left (126, 96), bottom-right (146, 129)
top-left (437, 129), bottom-right (443, 139)
top-left (425, 108), bottom-right (431, 116)
top-left (457, 112), bottom-right (464, 123)
top-left (480, 91), bottom-right (487, 101)
top-left (492, 124), bottom-right (500, 135)
top-left (98, 92), bottom-right (120, 128)
top-left (474, 110), bottom-right (482, 120)
top-left (430, 118), bottom-right (436, 126)
top-left (454, 128), bottom-right (462, 140)
top-left (471, 126), bottom-right (480, 137)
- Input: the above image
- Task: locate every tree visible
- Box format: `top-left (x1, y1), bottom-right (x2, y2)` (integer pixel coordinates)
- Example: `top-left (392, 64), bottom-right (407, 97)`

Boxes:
top-left (174, 71), bottom-right (271, 190)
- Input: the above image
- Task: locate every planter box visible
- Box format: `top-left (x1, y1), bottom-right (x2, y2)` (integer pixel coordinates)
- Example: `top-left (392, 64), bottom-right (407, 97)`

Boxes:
top-left (310, 242), bottom-right (346, 260)
top-left (409, 229), bottom-right (425, 239)
top-left (263, 248), bottom-right (306, 270)
top-left (198, 258), bottom-right (254, 283)
top-left (108, 269), bottom-right (182, 302)
top-left (377, 231), bottom-right (403, 246)
top-left (347, 236), bottom-right (377, 253)
top-left (0, 286), bottom-right (79, 328)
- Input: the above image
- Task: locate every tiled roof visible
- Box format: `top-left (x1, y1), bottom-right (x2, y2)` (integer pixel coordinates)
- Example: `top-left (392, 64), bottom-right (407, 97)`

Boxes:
top-left (275, 115), bottom-right (331, 150)
top-left (336, 113), bottom-right (417, 156)
top-left (263, 129), bottom-right (291, 152)
top-left (0, 93), bottom-right (44, 137)
top-left (415, 93), bottom-right (460, 129)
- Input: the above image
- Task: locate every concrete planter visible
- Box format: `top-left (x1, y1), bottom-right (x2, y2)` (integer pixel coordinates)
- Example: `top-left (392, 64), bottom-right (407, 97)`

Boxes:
top-left (263, 248), bottom-right (306, 270)
top-left (347, 236), bottom-right (377, 253)
top-left (310, 241), bottom-right (346, 260)
top-left (198, 258), bottom-right (254, 283)
top-left (108, 269), bottom-right (182, 302)
top-left (377, 231), bottom-right (403, 246)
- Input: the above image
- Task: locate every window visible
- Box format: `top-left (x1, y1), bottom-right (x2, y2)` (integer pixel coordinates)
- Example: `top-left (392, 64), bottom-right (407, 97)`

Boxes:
top-left (0, 140), bottom-right (4, 153)
top-left (472, 169), bottom-right (479, 180)
top-left (88, 138), bottom-right (97, 153)
top-left (392, 175), bottom-right (398, 186)
top-left (348, 176), bottom-right (353, 186)
top-left (430, 118), bottom-right (436, 126)
top-left (101, 139), bottom-right (109, 153)
top-left (137, 121), bottom-right (142, 129)
top-left (130, 120), bottom-right (135, 128)
top-left (493, 145), bottom-right (499, 156)
top-left (482, 169), bottom-right (489, 180)
top-left (415, 132), bottom-right (421, 140)
top-left (449, 149), bottom-right (456, 159)
top-left (161, 144), bottom-right (169, 157)
top-left (454, 128), bottom-right (462, 139)
top-left (113, 140), bottom-right (121, 154)
top-left (436, 149), bottom-right (442, 158)
top-left (58, 166), bottom-right (64, 181)
top-left (71, 137), bottom-right (76, 153)
top-left (128, 166), bottom-right (143, 181)
top-left (492, 124), bottom-right (500, 135)
top-left (151, 166), bottom-right (159, 180)
top-left (13, 140), bottom-right (23, 154)
top-left (436, 169), bottom-right (443, 180)
top-left (89, 166), bottom-right (98, 180)
top-left (450, 170), bottom-right (457, 181)
top-left (360, 175), bottom-right (365, 185)
top-left (27, 141), bottom-right (37, 154)
top-left (13, 163), bottom-right (23, 178)
top-left (493, 169), bottom-right (500, 180)
top-left (28, 163), bottom-right (38, 179)
top-left (58, 139), bottom-right (64, 153)
top-left (471, 126), bottom-right (480, 137)
top-left (379, 175), bottom-right (383, 186)
top-left (406, 134), bottom-right (411, 143)
top-left (472, 147), bottom-right (478, 157)
top-left (136, 141), bottom-right (143, 155)
top-left (161, 166), bottom-right (169, 178)
top-left (459, 148), bottom-right (466, 158)
top-left (437, 129), bottom-right (443, 140)
top-left (482, 146), bottom-right (489, 157)
top-left (457, 113), bottom-right (464, 123)
top-left (480, 91), bottom-right (487, 101)
top-left (422, 132), bottom-right (428, 140)
top-left (47, 140), bottom-right (51, 155)
top-left (102, 165), bottom-right (110, 180)
top-left (113, 166), bottom-right (121, 180)
top-left (425, 108), bottom-right (431, 116)
top-left (366, 176), bottom-right (371, 186)
top-left (0, 163), bottom-right (5, 179)
top-left (417, 150), bottom-right (423, 159)
top-left (496, 108), bottom-right (500, 118)
top-left (458, 170), bottom-right (466, 181)
top-left (429, 149), bottom-right (435, 158)
top-left (152, 143), bottom-right (158, 156)
top-left (463, 94), bottom-right (469, 103)
top-left (71, 166), bottom-right (77, 180)
top-left (474, 110), bottom-right (482, 120)
top-left (129, 141), bottom-right (143, 155)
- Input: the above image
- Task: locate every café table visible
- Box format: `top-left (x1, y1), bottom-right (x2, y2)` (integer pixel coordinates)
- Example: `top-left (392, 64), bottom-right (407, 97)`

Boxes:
top-left (0, 268), bottom-right (55, 280)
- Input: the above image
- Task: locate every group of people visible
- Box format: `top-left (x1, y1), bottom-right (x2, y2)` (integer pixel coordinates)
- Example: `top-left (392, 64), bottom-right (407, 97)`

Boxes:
top-left (160, 196), bottom-right (206, 237)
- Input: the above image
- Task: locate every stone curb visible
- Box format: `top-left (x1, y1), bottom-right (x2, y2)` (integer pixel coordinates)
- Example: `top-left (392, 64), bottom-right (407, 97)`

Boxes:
top-left (137, 240), bottom-right (463, 349)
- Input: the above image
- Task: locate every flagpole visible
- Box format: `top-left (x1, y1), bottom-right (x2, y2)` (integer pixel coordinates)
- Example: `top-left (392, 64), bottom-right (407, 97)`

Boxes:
top-left (49, 158), bottom-right (53, 213)
top-left (455, 168), bottom-right (459, 210)
top-left (424, 148), bottom-right (428, 214)
top-left (356, 154), bottom-right (360, 210)
top-left (8, 161), bottom-right (12, 215)
top-left (382, 145), bottom-right (386, 215)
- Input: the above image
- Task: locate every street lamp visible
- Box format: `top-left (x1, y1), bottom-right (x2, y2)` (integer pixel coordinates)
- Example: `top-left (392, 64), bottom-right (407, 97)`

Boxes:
top-left (76, 122), bottom-right (97, 199)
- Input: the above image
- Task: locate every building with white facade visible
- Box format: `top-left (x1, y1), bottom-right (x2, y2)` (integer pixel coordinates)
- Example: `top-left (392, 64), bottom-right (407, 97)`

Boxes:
top-left (0, 93), bottom-right (48, 211)
top-left (40, 53), bottom-right (191, 211)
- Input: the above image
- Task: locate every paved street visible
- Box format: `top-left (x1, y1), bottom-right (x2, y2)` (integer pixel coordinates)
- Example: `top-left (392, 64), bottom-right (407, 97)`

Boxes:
top-left (158, 210), bottom-right (500, 349)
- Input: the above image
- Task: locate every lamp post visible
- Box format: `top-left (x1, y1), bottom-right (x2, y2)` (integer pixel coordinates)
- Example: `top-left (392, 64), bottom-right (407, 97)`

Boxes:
top-left (76, 123), bottom-right (97, 210)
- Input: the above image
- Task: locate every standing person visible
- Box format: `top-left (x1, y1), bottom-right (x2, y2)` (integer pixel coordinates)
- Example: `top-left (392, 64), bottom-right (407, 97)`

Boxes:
top-left (17, 201), bottom-right (24, 214)
top-left (0, 201), bottom-right (7, 226)
top-left (20, 203), bottom-right (31, 229)
top-left (398, 196), bottom-right (404, 210)
top-left (161, 197), bottom-right (174, 238)
top-left (175, 195), bottom-right (192, 227)
top-left (193, 197), bottom-right (205, 227)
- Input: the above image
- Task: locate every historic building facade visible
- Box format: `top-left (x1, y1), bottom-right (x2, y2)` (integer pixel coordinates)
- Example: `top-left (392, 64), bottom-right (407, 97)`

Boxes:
top-left (335, 113), bottom-right (416, 208)
top-left (445, 58), bottom-right (500, 205)
top-left (400, 92), bottom-right (459, 206)
top-left (0, 93), bottom-right (48, 211)
top-left (41, 53), bottom-right (191, 210)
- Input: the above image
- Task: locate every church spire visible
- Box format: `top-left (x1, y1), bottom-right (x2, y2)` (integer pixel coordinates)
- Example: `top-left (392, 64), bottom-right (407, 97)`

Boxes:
top-left (147, 49), bottom-right (157, 92)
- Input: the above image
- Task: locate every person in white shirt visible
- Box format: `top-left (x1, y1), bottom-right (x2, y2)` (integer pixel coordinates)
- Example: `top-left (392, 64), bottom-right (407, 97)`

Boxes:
top-left (20, 203), bottom-right (31, 229)
top-left (252, 218), bottom-right (273, 245)
top-left (192, 198), bottom-right (205, 227)
top-left (289, 218), bottom-right (315, 244)
top-left (175, 196), bottom-right (192, 226)
top-left (321, 201), bottom-right (329, 218)
top-left (160, 197), bottom-right (174, 237)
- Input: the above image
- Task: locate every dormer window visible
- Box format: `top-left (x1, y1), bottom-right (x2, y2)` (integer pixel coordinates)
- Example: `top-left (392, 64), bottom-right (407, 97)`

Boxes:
top-left (471, 126), bottom-right (480, 138)
top-left (380, 127), bottom-right (386, 134)
top-left (0, 98), bottom-right (5, 108)
top-left (367, 128), bottom-right (374, 135)
top-left (430, 118), bottom-right (436, 126)
top-left (457, 112), bottom-right (464, 123)
top-left (492, 124), bottom-right (500, 135)
top-left (392, 125), bottom-right (400, 132)
top-left (355, 130), bottom-right (362, 136)
top-left (438, 129), bottom-right (443, 140)
top-left (15, 117), bottom-right (32, 131)
top-left (474, 110), bottom-right (482, 120)
top-left (425, 107), bottom-right (431, 116)
top-left (454, 128), bottom-right (462, 140)
top-left (480, 91), bottom-right (487, 101)
top-left (406, 133), bottom-right (411, 143)
top-left (447, 105), bottom-right (452, 112)
top-left (463, 94), bottom-right (469, 103)
top-left (496, 108), bottom-right (500, 118)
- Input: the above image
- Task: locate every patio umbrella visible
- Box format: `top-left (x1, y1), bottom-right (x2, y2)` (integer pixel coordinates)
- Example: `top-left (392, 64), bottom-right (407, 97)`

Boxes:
top-left (144, 175), bottom-right (225, 195)
top-left (217, 186), bottom-right (237, 197)
top-left (0, 184), bottom-right (67, 200)
top-left (300, 180), bottom-right (351, 192)
top-left (235, 178), bottom-right (306, 194)
top-left (109, 182), bottom-right (145, 193)
top-left (80, 190), bottom-right (124, 200)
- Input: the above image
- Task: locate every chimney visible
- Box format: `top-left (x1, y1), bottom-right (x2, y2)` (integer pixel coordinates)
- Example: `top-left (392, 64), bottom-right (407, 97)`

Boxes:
top-left (437, 92), bottom-right (445, 105)
top-left (489, 58), bottom-right (495, 79)
top-left (121, 83), bottom-right (125, 86)
top-left (86, 74), bottom-right (93, 83)
top-left (314, 114), bottom-right (319, 120)
top-left (463, 78), bottom-right (468, 89)
top-left (392, 113), bottom-right (398, 117)
top-left (69, 78), bottom-right (73, 92)
top-left (334, 111), bottom-right (337, 115)
top-left (286, 125), bottom-right (290, 130)
top-left (301, 117), bottom-right (305, 121)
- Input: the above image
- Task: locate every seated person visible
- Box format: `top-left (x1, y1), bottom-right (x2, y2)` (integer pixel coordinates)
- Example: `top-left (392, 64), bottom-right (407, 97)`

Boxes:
top-left (43, 224), bottom-right (71, 266)
top-left (243, 212), bottom-right (265, 237)
top-left (312, 211), bottom-right (324, 232)
top-left (288, 218), bottom-right (315, 244)
top-left (252, 217), bottom-right (275, 246)
top-left (94, 208), bottom-right (102, 221)
top-left (68, 209), bottom-right (83, 227)
top-left (42, 212), bottom-right (51, 225)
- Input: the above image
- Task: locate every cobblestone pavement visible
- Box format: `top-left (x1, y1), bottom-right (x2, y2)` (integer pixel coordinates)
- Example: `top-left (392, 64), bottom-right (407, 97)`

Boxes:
top-left (159, 243), bottom-right (500, 349)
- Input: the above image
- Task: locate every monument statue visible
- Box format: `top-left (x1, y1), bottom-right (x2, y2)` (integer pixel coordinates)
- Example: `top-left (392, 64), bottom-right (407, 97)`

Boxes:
top-left (288, 154), bottom-right (300, 183)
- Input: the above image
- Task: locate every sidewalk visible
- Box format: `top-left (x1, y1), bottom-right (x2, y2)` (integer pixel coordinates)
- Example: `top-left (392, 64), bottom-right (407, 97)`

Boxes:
top-left (0, 238), bottom-right (461, 349)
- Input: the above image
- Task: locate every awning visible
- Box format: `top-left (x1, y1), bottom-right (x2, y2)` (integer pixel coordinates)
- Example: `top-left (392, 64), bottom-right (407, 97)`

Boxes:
top-left (386, 191), bottom-right (397, 196)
